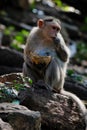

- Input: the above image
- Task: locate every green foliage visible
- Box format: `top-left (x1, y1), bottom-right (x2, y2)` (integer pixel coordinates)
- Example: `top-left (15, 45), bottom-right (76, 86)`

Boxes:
top-left (75, 42), bottom-right (87, 61)
top-left (0, 75), bottom-right (33, 103)
top-left (29, 0), bottom-right (35, 10)
top-left (71, 74), bottom-right (83, 82)
top-left (4, 26), bottom-right (15, 35)
top-left (13, 76), bottom-right (33, 91)
top-left (67, 69), bottom-right (85, 83)
top-left (4, 26), bottom-right (29, 51)
top-left (13, 80), bottom-right (25, 91)
top-left (0, 10), bottom-right (7, 16)
top-left (85, 17), bottom-right (87, 24)
top-left (54, 0), bottom-right (63, 7)
top-left (0, 85), bottom-right (17, 102)
top-left (21, 30), bottom-right (29, 37)
top-left (80, 17), bottom-right (87, 31)
top-left (11, 30), bottom-right (29, 51)
top-left (15, 35), bottom-right (24, 43)
top-left (53, 0), bottom-right (70, 11)
top-left (24, 77), bottom-right (33, 85)
top-left (67, 69), bottom-right (74, 76)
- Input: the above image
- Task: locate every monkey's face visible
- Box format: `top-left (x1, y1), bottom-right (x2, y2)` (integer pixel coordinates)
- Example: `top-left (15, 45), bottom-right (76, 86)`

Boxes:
top-left (38, 18), bottom-right (61, 39)
top-left (44, 23), bottom-right (61, 39)
top-left (49, 25), bottom-right (60, 38)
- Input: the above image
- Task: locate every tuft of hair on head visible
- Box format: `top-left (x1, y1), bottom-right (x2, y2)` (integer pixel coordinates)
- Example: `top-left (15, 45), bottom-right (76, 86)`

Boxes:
top-left (42, 16), bottom-right (61, 25)
top-left (43, 16), bottom-right (54, 22)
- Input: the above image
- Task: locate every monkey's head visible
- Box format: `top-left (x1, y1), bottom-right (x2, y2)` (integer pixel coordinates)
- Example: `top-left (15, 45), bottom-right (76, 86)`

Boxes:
top-left (37, 17), bottom-right (61, 39)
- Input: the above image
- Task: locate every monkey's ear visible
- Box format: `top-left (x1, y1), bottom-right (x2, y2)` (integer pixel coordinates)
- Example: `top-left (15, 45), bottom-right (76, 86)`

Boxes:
top-left (37, 19), bottom-right (44, 28)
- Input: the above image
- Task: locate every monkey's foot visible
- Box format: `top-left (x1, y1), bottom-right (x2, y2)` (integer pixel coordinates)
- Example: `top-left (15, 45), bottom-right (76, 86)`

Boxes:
top-left (33, 80), bottom-right (51, 91)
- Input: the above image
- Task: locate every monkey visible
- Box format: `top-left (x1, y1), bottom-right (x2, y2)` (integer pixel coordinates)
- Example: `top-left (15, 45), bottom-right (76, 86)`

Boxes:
top-left (23, 17), bottom-right (69, 85)
top-left (23, 17), bottom-right (87, 129)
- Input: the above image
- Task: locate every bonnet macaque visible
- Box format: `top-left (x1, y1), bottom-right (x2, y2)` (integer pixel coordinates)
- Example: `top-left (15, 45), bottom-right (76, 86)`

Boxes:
top-left (23, 17), bottom-right (87, 129)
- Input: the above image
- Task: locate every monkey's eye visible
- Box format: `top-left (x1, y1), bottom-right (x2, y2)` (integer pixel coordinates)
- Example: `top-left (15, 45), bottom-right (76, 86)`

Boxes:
top-left (52, 26), bottom-right (59, 31)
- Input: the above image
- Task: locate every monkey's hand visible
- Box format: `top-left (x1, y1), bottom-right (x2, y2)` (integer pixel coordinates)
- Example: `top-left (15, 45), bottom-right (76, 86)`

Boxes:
top-left (53, 37), bottom-right (68, 62)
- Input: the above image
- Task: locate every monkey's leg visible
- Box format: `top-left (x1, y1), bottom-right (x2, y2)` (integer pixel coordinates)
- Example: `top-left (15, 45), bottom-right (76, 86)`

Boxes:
top-left (44, 58), bottom-right (64, 92)
top-left (33, 80), bottom-right (52, 91)
top-left (23, 62), bottom-right (39, 82)
top-left (23, 62), bottom-right (49, 87)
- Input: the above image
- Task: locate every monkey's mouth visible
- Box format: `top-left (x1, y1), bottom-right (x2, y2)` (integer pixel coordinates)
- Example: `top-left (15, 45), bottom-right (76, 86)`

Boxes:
top-left (52, 36), bottom-right (56, 39)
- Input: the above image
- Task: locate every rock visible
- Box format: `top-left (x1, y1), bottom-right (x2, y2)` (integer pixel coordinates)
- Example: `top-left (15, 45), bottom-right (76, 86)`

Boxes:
top-left (0, 118), bottom-right (13, 130)
top-left (0, 103), bottom-right (41, 130)
top-left (65, 76), bottom-right (87, 100)
top-left (0, 47), bottom-right (24, 75)
top-left (18, 85), bottom-right (86, 130)
top-left (0, 73), bottom-right (86, 130)
top-left (0, 73), bottom-right (23, 83)
top-left (0, 73), bottom-right (27, 103)
top-left (0, 66), bottom-right (22, 75)
top-left (0, 47), bottom-right (23, 68)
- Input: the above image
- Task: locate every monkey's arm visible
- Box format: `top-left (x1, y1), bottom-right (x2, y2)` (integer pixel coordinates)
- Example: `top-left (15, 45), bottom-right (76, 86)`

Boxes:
top-left (54, 34), bottom-right (70, 62)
